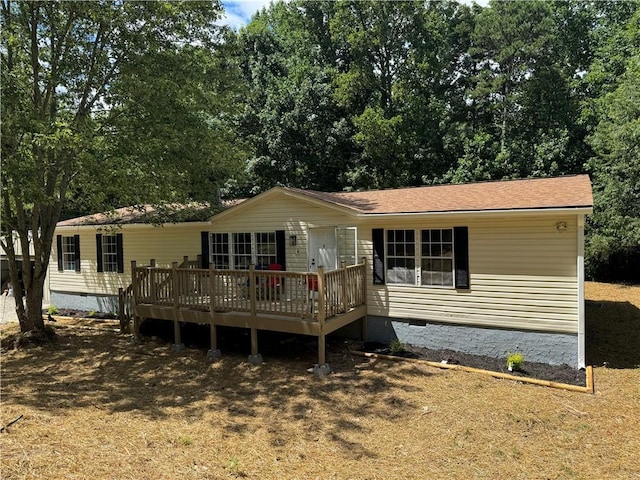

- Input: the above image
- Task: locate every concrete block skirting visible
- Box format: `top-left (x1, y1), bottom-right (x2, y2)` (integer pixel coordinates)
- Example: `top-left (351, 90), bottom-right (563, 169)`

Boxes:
top-left (50, 291), bottom-right (118, 314)
top-left (366, 316), bottom-right (578, 367)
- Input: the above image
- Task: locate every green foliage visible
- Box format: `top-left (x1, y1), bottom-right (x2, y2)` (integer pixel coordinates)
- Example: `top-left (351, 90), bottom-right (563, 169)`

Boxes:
top-left (390, 339), bottom-right (406, 355)
top-left (506, 352), bottom-right (525, 371)
top-left (585, 9), bottom-right (640, 281)
top-left (230, 0), bottom-right (639, 280)
top-left (47, 305), bottom-right (59, 315)
top-left (0, 0), bottom-right (244, 332)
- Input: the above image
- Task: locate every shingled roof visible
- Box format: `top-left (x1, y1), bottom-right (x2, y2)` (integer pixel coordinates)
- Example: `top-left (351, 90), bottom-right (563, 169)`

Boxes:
top-left (287, 175), bottom-right (593, 214)
top-left (57, 200), bottom-right (244, 227)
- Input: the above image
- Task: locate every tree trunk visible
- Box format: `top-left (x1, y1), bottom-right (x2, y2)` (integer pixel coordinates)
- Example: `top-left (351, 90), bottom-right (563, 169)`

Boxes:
top-left (22, 281), bottom-right (45, 331)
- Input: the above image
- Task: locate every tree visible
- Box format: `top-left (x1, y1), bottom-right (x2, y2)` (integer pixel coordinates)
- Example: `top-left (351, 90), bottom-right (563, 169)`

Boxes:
top-left (585, 9), bottom-right (640, 281)
top-left (0, 1), bottom-right (243, 332)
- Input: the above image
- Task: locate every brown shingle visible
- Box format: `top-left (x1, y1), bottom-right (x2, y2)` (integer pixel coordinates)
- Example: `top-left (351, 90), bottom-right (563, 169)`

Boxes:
top-left (289, 175), bottom-right (592, 214)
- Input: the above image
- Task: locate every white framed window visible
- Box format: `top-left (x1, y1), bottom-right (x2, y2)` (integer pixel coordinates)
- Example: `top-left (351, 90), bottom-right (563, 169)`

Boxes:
top-left (101, 235), bottom-right (119, 272)
top-left (386, 229), bottom-right (416, 284)
top-left (62, 236), bottom-right (77, 271)
top-left (337, 227), bottom-right (357, 266)
top-left (232, 233), bottom-right (252, 270)
top-left (421, 229), bottom-right (454, 287)
top-left (209, 232), bottom-right (283, 270)
top-left (255, 232), bottom-right (277, 268)
top-left (380, 228), bottom-right (456, 287)
top-left (210, 233), bottom-right (230, 269)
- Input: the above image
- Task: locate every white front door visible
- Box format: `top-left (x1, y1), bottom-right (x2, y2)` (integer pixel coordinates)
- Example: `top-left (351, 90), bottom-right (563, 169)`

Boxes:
top-left (308, 228), bottom-right (337, 271)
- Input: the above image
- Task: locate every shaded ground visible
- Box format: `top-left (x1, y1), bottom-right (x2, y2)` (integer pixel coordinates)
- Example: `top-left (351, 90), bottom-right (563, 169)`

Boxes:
top-left (360, 343), bottom-right (587, 386)
top-left (1, 282), bottom-right (639, 480)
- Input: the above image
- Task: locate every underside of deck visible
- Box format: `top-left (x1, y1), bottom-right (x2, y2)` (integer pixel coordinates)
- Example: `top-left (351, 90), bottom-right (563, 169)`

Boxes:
top-left (135, 303), bottom-right (367, 337)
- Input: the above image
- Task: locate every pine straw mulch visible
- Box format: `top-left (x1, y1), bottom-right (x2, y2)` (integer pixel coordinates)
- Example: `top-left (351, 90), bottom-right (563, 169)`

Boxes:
top-left (1, 282), bottom-right (639, 479)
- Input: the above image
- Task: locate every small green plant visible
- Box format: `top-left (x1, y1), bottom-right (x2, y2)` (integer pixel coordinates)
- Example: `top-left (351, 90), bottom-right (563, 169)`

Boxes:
top-left (178, 435), bottom-right (193, 446)
top-left (87, 310), bottom-right (97, 318)
top-left (47, 305), bottom-right (59, 315)
top-left (506, 352), bottom-right (524, 371)
top-left (390, 338), bottom-right (406, 355)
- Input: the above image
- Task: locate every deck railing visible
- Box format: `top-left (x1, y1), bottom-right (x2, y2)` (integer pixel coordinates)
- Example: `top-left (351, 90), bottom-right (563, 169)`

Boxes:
top-left (131, 260), bottom-right (367, 325)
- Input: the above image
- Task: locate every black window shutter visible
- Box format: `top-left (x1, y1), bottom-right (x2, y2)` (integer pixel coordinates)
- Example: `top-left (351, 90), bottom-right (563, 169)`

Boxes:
top-left (116, 233), bottom-right (124, 273)
top-left (275, 230), bottom-right (286, 270)
top-left (74, 234), bottom-right (81, 272)
top-left (56, 235), bottom-right (63, 271)
top-left (96, 234), bottom-right (103, 273)
top-left (201, 232), bottom-right (210, 269)
top-left (372, 228), bottom-right (385, 285)
top-left (454, 226), bottom-right (470, 289)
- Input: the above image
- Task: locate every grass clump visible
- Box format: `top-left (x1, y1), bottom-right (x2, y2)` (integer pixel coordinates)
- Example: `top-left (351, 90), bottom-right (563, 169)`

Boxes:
top-left (390, 339), bottom-right (406, 355)
top-left (506, 352), bottom-right (524, 372)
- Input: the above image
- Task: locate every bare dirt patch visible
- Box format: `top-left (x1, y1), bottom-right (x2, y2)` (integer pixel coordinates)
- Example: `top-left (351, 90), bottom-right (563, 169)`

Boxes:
top-left (1, 282), bottom-right (639, 479)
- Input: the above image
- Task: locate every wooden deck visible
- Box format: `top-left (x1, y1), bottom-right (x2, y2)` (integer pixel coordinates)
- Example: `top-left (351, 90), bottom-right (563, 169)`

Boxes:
top-left (129, 260), bottom-right (368, 365)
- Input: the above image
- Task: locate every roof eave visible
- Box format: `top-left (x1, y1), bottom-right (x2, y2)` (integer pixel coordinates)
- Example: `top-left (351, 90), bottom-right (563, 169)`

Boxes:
top-left (354, 206), bottom-right (593, 218)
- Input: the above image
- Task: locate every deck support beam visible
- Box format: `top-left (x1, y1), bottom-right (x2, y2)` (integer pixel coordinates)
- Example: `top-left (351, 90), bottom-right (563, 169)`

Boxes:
top-left (248, 327), bottom-right (263, 364)
top-left (313, 334), bottom-right (330, 376)
top-left (172, 320), bottom-right (185, 352)
top-left (207, 324), bottom-right (221, 361)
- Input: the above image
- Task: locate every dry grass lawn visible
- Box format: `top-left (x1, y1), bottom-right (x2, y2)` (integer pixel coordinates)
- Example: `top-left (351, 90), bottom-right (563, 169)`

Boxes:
top-left (1, 282), bottom-right (639, 479)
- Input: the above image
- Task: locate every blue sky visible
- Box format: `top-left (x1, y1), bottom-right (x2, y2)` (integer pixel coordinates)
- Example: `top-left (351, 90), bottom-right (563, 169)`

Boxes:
top-left (219, 0), bottom-right (273, 30)
top-left (219, 0), bottom-right (490, 30)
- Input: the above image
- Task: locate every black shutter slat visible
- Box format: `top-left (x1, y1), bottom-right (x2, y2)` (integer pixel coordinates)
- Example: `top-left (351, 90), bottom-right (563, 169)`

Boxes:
top-left (454, 226), bottom-right (470, 289)
top-left (74, 234), bottom-right (81, 272)
top-left (96, 234), bottom-right (103, 273)
top-left (116, 233), bottom-right (124, 273)
top-left (56, 235), bottom-right (63, 271)
top-left (275, 230), bottom-right (286, 270)
top-left (201, 231), bottom-right (210, 269)
top-left (372, 228), bottom-right (385, 285)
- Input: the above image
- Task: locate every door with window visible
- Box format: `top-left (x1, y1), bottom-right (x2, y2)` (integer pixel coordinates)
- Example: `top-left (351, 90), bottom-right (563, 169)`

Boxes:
top-left (308, 228), bottom-right (337, 271)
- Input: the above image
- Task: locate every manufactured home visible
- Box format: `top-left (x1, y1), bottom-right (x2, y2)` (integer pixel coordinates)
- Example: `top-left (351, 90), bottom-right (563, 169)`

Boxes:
top-left (50, 175), bottom-right (593, 370)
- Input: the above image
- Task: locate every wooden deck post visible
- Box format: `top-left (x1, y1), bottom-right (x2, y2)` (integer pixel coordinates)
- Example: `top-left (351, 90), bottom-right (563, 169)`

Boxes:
top-left (130, 260), bottom-right (138, 300)
top-left (341, 262), bottom-right (348, 314)
top-left (171, 262), bottom-right (184, 352)
top-left (247, 265), bottom-right (263, 365)
top-left (250, 328), bottom-right (259, 355)
top-left (317, 267), bottom-right (326, 326)
top-left (249, 264), bottom-right (256, 317)
top-left (130, 261), bottom-right (141, 340)
top-left (118, 287), bottom-right (125, 330)
top-left (318, 334), bottom-right (326, 365)
top-left (206, 264), bottom-right (221, 361)
top-left (149, 259), bottom-right (156, 303)
top-left (361, 257), bottom-right (368, 341)
top-left (313, 266), bottom-right (331, 375)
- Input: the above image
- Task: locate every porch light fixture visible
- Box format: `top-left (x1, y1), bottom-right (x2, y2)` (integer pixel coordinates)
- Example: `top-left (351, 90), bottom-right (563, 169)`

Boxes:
top-left (289, 235), bottom-right (297, 246)
top-left (555, 221), bottom-right (568, 232)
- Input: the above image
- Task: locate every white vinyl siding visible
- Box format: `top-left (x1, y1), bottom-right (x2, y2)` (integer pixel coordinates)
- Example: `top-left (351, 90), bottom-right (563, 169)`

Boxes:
top-left (209, 194), bottom-right (355, 274)
top-left (50, 223), bottom-right (208, 295)
top-left (361, 214), bottom-right (580, 333)
top-left (50, 188), bottom-right (583, 336)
